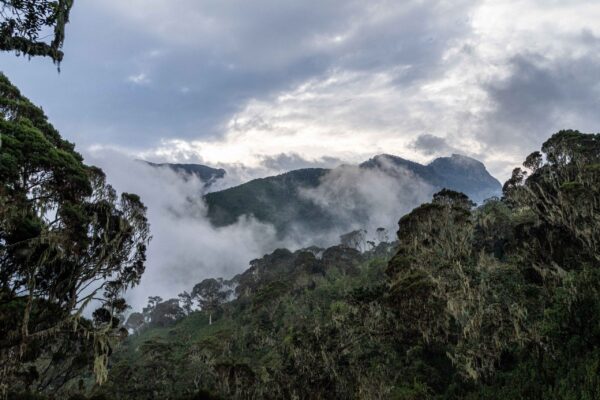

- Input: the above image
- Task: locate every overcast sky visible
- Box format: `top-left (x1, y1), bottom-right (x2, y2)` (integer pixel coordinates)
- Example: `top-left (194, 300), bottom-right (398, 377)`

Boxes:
top-left (2, 0), bottom-right (600, 180)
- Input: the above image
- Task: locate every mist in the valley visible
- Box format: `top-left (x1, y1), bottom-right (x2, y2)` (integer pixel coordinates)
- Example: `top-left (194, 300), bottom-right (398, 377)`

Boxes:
top-left (85, 151), bottom-right (291, 311)
top-left (299, 158), bottom-right (435, 243)
top-left (86, 151), bottom-right (436, 312)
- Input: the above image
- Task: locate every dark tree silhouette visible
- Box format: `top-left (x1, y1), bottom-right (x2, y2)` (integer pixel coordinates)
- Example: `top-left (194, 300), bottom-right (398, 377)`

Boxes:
top-left (0, 73), bottom-right (149, 390)
top-left (0, 0), bottom-right (74, 63)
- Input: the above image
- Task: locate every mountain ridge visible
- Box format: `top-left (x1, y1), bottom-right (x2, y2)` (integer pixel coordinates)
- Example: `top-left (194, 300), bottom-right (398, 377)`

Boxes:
top-left (142, 160), bottom-right (226, 185)
top-left (203, 153), bottom-right (501, 237)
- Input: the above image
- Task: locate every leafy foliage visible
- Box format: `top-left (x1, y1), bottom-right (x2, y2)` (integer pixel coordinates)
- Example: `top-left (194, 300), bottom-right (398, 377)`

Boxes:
top-left (0, 73), bottom-right (149, 394)
top-left (0, 0), bottom-right (73, 63)
top-left (385, 129), bottom-right (600, 394)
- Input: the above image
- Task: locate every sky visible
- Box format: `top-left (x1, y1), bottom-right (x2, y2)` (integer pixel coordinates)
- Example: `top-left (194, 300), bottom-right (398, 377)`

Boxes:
top-left (1, 0), bottom-right (600, 181)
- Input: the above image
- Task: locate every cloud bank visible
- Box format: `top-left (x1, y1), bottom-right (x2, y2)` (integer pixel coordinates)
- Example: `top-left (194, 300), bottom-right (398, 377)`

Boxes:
top-left (86, 148), bottom-right (439, 310)
top-left (300, 160), bottom-right (435, 237)
top-left (86, 151), bottom-right (294, 310)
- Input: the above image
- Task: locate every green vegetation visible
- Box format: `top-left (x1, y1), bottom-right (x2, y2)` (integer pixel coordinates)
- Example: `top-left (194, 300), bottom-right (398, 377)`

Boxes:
top-left (94, 130), bottom-right (600, 399)
top-left (0, 0), bottom-right (73, 63)
top-left (100, 242), bottom-right (397, 399)
top-left (0, 73), bottom-right (149, 395)
top-left (2, 3), bottom-right (599, 399)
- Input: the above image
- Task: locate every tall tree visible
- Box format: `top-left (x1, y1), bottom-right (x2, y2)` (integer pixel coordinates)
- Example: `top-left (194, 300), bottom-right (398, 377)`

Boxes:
top-left (178, 290), bottom-right (193, 315)
top-left (143, 296), bottom-right (163, 323)
top-left (0, 72), bottom-right (150, 392)
top-left (192, 278), bottom-right (229, 325)
top-left (149, 298), bottom-right (185, 327)
top-left (385, 189), bottom-right (530, 379)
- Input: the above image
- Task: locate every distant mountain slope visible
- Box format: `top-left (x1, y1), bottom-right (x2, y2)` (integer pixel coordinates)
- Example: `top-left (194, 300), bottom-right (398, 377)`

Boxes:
top-left (204, 154), bottom-right (501, 236)
top-left (143, 161), bottom-right (226, 185)
top-left (361, 154), bottom-right (501, 203)
top-left (204, 168), bottom-right (332, 233)
top-left (429, 154), bottom-right (501, 201)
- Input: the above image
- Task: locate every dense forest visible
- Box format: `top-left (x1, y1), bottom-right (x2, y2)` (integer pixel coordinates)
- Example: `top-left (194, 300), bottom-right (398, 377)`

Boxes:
top-left (98, 129), bottom-right (600, 399)
top-left (2, 2), bottom-right (600, 399)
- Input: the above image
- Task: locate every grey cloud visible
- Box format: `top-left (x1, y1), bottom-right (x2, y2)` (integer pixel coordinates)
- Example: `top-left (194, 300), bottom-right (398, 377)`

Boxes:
top-left (260, 153), bottom-right (343, 172)
top-left (410, 134), bottom-right (454, 156)
top-left (337, 1), bottom-right (475, 82)
top-left (0, 0), bottom-right (476, 151)
top-left (481, 51), bottom-right (600, 155)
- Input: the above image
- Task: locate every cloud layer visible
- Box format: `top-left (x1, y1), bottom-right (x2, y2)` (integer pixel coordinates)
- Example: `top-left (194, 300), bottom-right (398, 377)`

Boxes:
top-left (85, 151), bottom-right (298, 310)
top-left (86, 149), bottom-right (438, 310)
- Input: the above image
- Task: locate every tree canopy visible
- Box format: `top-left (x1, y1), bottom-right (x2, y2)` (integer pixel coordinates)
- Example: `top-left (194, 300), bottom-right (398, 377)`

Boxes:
top-left (0, 72), bottom-right (150, 393)
top-left (0, 0), bottom-right (73, 63)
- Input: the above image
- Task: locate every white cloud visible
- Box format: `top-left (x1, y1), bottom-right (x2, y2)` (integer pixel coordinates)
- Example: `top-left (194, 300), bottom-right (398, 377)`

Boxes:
top-left (300, 161), bottom-right (435, 234)
top-left (133, 64), bottom-right (488, 175)
top-left (127, 72), bottom-right (150, 85)
top-left (84, 150), bottom-right (299, 310)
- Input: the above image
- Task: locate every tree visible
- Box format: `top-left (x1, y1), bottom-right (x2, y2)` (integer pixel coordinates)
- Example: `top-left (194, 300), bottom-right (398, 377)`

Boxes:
top-left (178, 290), bottom-right (193, 315)
top-left (150, 298), bottom-right (185, 327)
top-left (506, 130), bottom-right (600, 269)
top-left (386, 189), bottom-right (529, 379)
top-left (384, 131), bottom-right (600, 384)
top-left (0, 0), bottom-right (74, 63)
top-left (0, 73), bottom-right (149, 391)
top-left (143, 296), bottom-right (163, 323)
top-left (192, 278), bottom-right (229, 325)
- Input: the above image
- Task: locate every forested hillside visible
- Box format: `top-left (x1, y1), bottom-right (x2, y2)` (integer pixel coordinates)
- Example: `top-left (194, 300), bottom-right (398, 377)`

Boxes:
top-left (90, 130), bottom-right (600, 399)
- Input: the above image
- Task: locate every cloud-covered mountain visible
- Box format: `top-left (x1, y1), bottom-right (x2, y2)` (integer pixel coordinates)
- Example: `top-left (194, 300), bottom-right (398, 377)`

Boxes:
top-left (205, 168), bottom-right (329, 236)
top-left (203, 154), bottom-right (501, 239)
top-left (361, 154), bottom-right (501, 203)
top-left (142, 161), bottom-right (226, 186)
top-left (94, 151), bottom-right (500, 310)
